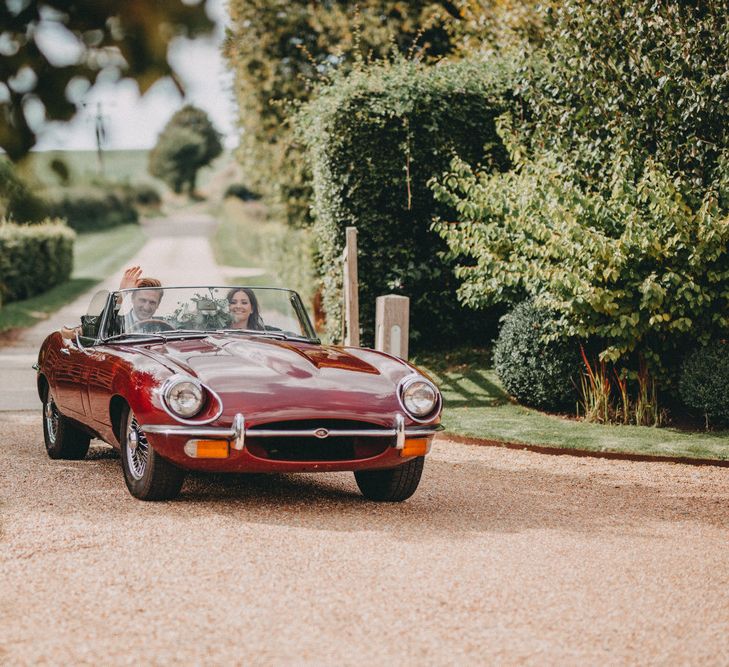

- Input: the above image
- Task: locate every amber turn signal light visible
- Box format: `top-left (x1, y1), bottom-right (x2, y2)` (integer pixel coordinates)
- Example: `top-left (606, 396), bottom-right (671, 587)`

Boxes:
top-left (400, 438), bottom-right (430, 457)
top-left (184, 439), bottom-right (229, 459)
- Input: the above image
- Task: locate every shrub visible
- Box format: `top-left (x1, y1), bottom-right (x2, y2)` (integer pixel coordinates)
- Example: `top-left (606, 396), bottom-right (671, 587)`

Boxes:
top-left (493, 300), bottom-right (580, 410)
top-left (296, 58), bottom-right (516, 348)
top-left (432, 146), bottom-right (729, 384)
top-left (49, 158), bottom-right (71, 186)
top-left (46, 187), bottom-right (138, 232)
top-left (679, 343), bottom-right (729, 427)
top-left (0, 160), bottom-right (49, 223)
top-left (122, 183), bottom-right (161, 208)
top-left (224, 183), bottom-right (260, 202)
top-left (0, 219), bottom-right (74, 303)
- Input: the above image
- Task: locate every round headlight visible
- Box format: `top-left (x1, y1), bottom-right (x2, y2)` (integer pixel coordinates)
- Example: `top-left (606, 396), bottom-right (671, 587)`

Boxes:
top-left (401, 378), bottom-right (438, 418)
top-left (165, 379), bottom-right (204, 418)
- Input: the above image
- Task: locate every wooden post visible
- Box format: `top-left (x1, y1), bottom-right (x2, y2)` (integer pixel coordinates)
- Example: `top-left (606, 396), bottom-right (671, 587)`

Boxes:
top-left (343, 226), bottom-right (359, 346)
top-left (375, 295), bottom-right (409, 360)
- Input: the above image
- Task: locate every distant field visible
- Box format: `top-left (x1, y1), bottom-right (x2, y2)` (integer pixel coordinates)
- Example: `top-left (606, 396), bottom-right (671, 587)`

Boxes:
top-left (26, 150), bottom-right (237, 194)
top-left (26, 149), bottom-right (161, 188)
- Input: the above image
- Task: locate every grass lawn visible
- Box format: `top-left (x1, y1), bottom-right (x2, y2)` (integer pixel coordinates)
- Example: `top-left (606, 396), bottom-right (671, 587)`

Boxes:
top-left (73, 223), bottom-right (146, 280)
top-left (211, 199), bottom-right (317, 300)
top-left (211, 199), bottom-right (277, 284)
top-left (413, 348), bottom-right (729, 461)
top-left (0, 224), bottom-right (146, 333)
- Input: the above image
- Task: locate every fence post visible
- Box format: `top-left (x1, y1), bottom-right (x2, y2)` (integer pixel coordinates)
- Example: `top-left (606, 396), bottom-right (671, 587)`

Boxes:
top-left (342, 226), bottom-right (359, 346)
top-left (375, 295), bottom-right (409, 360)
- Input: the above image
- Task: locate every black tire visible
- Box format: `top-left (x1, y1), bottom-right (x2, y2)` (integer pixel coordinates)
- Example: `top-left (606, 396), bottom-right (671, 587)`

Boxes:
top-left (42, 393), bottom-right (90, 460)
top-left (120, 405), bottom-right (185, 501)
top-left (354, 456), bottom-right (425, 502)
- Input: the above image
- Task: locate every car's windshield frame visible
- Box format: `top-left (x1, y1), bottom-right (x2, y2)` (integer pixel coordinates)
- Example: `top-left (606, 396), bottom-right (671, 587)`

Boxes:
top-left (86, 286), bottom-right (319, 346)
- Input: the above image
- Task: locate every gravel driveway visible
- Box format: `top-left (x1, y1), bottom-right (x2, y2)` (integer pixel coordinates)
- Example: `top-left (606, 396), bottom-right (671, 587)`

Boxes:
top-left (3, 411), bottom-right (729, 665)
top-left (3, 211), bottom-right (729, 664)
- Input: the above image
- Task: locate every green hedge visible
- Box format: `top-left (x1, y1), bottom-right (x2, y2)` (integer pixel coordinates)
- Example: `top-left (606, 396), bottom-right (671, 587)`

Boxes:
top-left (0, 220), bottom-right (75, 304)
top-left (0, 160), bottom-right (49, 223)
top-left (296, 59), bottom-right (515, 348)
top-left (46, 186), bottom-right (139, 232)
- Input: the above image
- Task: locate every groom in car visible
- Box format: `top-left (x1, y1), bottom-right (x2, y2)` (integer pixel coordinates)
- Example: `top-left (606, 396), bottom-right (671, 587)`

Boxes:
top-left (60, 266), bottom-right (162, 339)
top-left (117, 266), bottom-right (163, 331)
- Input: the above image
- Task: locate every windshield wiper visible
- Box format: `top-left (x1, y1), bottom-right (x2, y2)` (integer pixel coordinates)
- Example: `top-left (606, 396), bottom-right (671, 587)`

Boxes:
top-left (102, 333), bottom-right (168, 344)
top-left (216, 329), bottom-right (313, 343)
top-left (159, 329), bottom-right (210, 338)
top-left (104, 330), bottom-right (212, 343)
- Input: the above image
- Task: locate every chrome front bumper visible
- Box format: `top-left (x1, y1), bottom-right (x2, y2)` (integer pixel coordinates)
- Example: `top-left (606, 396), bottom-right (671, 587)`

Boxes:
top-left (141, 413), bottom-right (441, 451)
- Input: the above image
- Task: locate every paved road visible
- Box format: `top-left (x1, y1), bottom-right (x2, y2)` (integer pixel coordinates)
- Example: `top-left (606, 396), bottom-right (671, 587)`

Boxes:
top-left (2, 413), bottom-right (729, 665)
top-left (0, 210), bottom-right (225, 412)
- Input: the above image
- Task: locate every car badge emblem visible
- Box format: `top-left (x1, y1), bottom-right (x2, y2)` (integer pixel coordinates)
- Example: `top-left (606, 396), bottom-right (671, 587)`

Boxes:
top-left (314, 428), bottom-right (329, 439)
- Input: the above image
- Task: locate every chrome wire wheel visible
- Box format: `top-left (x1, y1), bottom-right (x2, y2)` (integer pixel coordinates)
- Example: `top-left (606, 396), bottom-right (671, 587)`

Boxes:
top-left (121, 406), bottom-right (185, 501)
top-left (42, 389), bottom-right (90, 460)
top-left (126, 415), bottom-right (149, 481)
top-left (44, 397), bottom-right (59, 445)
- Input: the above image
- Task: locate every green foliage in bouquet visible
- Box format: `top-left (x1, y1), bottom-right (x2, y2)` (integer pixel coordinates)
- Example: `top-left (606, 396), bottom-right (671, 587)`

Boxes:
top-left (170, 292), bottom-right (233, 331)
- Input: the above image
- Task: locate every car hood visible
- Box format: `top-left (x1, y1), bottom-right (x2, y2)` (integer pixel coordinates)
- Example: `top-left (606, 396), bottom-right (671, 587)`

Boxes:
top-left (139, 335), bottom-right (417, 426)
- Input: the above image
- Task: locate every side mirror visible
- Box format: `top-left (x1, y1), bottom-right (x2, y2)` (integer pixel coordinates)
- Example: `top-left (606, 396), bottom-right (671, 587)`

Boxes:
top-left (75, 331), bottom-right (93, 355)
top-left (81, 314), bottom-right (100, 339)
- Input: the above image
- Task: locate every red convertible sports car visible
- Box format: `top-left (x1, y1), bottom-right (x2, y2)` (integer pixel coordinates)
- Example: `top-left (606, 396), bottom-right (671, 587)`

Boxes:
top-left (35, 286), bottom-right (442, 501)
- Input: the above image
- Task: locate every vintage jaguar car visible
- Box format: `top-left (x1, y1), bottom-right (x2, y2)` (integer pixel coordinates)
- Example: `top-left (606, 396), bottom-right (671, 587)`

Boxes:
top-left (35, 286), bottom-right (442, 501)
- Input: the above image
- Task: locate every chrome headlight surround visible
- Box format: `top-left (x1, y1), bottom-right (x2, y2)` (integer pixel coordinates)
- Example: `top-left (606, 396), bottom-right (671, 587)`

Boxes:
top-left (397, 375), bottom-right (441, 423)
top-left (159, 374), bottom-right (223, 424)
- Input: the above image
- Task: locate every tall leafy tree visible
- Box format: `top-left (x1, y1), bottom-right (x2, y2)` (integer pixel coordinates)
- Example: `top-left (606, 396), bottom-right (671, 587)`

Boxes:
top-left (0, 0), bottom-right (214, 160)
top-left (149, 105), bottom-right (223, 194)
top-left (429, 0), bottom-right (729, 381)
top-left (522, 0), bottom-right (729, 206)
top-left (450, 0), bottom-right (546, 54)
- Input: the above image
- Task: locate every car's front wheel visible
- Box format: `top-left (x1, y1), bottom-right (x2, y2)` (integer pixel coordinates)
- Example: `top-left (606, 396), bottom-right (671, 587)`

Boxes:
top-left (354, 456), bottom-right (425, 502)
top-left (42, 393), bottom-right (90, 460)
top-left (120, 406), bottom-right (185, 501)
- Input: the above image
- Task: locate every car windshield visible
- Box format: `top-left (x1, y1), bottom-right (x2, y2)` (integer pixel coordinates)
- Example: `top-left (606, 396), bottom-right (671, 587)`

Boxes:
top-left (102, 286), bottom-right (317, 341)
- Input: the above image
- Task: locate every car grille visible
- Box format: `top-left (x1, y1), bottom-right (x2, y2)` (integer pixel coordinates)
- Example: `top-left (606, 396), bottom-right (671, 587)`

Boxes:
top-left (246, 419), bottom-right (393, 462)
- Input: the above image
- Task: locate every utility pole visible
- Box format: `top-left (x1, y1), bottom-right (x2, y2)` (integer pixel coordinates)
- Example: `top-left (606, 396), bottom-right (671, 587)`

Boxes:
top-left (83, 101), bottom-right (109, 176)
top-left (94, 102), bottom-right (107, 176)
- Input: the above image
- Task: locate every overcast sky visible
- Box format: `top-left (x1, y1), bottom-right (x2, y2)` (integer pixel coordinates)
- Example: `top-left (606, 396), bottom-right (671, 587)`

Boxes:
top-left (34, 0), bottom-right (238, 152)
